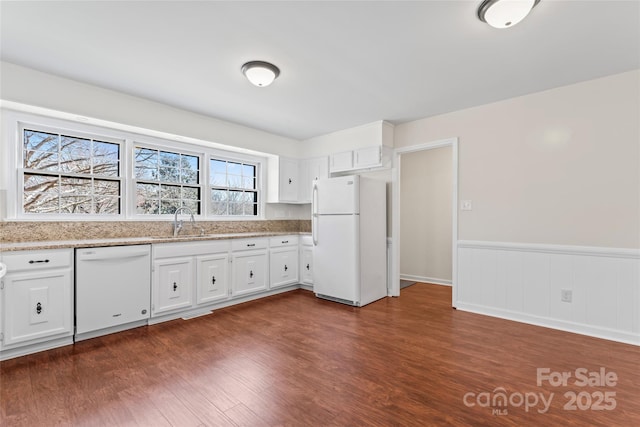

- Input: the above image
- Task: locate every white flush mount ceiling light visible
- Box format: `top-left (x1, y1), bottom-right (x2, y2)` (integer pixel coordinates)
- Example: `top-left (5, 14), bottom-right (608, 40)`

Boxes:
top-left (241, 61), bottom-right (280, 87)
top-left (477, 0), bottom-right (540, 29)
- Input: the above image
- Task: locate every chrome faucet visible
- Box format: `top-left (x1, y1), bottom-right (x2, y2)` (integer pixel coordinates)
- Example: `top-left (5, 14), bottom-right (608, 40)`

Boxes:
top-left (173, 206), bottom-right (195, 237)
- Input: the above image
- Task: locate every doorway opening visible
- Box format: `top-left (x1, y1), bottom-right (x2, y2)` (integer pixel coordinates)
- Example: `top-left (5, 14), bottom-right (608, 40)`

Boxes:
top-left (390, 138), bottom-right (458, 307)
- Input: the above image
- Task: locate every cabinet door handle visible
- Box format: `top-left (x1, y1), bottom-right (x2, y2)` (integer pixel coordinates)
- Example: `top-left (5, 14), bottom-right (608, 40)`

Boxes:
top-left (281, 240), bottom-right (288, 244)
top-left (288, 178), bottom-right (292, 184)
top-left (247, 243), bottom-right (256, 247)
top-left (211, 276), bottom-right (216, 285)
top-left (173, 282), bottom-right (178, 291)
top-left (29, 259), bottom-right (50, 264)
top-left (306, 263), bottom-right (310, 271)
top-left (249, 270), bottom-right (254, 278)
top-left (284, 265), bottom-right (288, 272)
top-left (36, 302), bottom-right (42, 314)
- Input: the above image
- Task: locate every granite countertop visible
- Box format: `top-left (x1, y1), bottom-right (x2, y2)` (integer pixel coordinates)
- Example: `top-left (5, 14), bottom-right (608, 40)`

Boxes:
top-left (1, 232), bottom-right (312, 252)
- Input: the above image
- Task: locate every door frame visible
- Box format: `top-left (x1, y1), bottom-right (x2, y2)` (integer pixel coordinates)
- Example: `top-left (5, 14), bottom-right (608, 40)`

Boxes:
top-left (390, 137), bottom-right (458, 307)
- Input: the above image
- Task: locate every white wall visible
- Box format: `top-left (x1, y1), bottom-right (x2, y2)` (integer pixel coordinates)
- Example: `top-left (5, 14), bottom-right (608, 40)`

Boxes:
top-left (395, 69), bottom-right (640, 249)
top-left (400, 146), bottom-right (452, 284)
top-left (0, 61), bottom-right (300, 158)
top-left (0, 61), bottom-right (307, 220)
top-left (300, 120), bottom-right (393, 157)
top-left (395, 70), bottom-right (640, 345)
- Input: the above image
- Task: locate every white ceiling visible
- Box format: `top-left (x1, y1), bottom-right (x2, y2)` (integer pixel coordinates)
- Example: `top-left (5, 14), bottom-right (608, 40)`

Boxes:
top-left (1, 1), bottom-right (639, 141)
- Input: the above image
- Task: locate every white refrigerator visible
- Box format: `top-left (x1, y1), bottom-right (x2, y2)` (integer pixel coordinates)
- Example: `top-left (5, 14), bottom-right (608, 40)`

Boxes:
top-left (312, 175), bottom-right (387, 306)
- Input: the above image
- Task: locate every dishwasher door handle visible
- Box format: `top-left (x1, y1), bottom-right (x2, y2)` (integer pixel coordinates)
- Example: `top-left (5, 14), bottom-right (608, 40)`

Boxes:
top-left (77, 251), bottom-right (150, 261)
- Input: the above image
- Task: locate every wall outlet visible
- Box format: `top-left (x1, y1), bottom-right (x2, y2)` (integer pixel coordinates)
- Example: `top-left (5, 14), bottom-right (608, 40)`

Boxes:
top-left (561, 289), bottom-right (572, 303)
top-left (461, 200), bottom-right (472, 211)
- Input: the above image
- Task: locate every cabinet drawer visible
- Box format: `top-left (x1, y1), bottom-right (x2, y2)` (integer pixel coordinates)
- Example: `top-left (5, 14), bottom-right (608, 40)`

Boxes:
top-left (1, 249), bottom-right (72, 272)
top-left (231, 238), bottom-right (268, 251)
top-left (269, 235), bottom-right (299, 248)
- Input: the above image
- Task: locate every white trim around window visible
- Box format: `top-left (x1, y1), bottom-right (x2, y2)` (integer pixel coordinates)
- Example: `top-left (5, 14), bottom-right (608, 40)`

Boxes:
top-left (1, 110), bottom-right (267, 221)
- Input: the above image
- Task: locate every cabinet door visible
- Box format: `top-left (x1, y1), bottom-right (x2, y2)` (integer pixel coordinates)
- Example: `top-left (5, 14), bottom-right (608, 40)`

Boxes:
top-left (279, 158), bottom-right (299, 202)
top-left (270, 248), bottom-right (299, 289)
top-left (197, 254), bottom-right (229, 305)
top-left (232, 251), bottom-right (267, 296)
top-left (354, 146), bottom-right (382, 169)
top-left (153, 258), bottom-right (193, 315)
top-left (330, 151), bottom-right (353, 173)
top-left (300, 157), bottom-right (329, 202)
top-left (2, 269), bottom-right (73, 347)
top-left (301, 247), bottom-right (313, 285)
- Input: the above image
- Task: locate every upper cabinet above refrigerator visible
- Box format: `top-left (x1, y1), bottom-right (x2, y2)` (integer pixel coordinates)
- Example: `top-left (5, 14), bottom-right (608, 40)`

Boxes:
top-left (267, 156), bottom-right (328, 204)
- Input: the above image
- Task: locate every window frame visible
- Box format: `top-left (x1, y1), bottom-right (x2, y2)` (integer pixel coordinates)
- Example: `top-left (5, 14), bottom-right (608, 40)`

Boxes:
top-left (131, 139), bottom-right (204, 217)
top-left (17, 121), bottom-right (125, 219)
top-left (3, 111), bottom-right (267, 221)
top-left (207, 154), bottom-right (261, 218)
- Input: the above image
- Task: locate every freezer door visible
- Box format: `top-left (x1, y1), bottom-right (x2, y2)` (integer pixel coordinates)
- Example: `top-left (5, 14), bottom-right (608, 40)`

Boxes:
top-left (313, 214), bottom-right (359, 303)
top-left (316, 175), bottom-right (359, 215)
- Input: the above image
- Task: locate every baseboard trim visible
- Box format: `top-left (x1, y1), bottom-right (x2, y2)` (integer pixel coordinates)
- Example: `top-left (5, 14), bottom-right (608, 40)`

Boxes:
top-left (1, 336), bottom-right (74, 361)
top-left (456, 301), bottom-right (640, 346)
top-left (400, 274), bottom-right (451, 287)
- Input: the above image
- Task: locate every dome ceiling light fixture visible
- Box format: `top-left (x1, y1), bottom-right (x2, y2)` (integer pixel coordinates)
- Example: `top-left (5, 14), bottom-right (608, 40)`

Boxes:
top-left (241, 60), bottom-right (280, 87)
top-left (477, 0), bottom-right (540, 29)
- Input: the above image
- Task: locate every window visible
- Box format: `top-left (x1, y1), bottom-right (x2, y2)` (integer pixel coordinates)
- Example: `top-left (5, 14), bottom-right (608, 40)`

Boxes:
top-left (22, 129), bottom-right (121, 214)
top-left (210, 159), bottom-right (258, 216)
top-left (8, 112), bottom-right (265, 220)
top-left (134, 146), bottom-right (201, 214)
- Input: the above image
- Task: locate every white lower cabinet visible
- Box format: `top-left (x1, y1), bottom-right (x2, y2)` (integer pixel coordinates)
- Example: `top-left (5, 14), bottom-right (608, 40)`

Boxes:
top-left (231, 238), bottom-right (269, 296)
top-left (0, 249), bottom-right (73, 358)
top-left (152, 240), bottom-right (231, 318)
top-left (299, 235), bottom-right (313, 287)
top-left (196, 254), bottom-right (229, 304)
top-left (269, 235), bottom-right (299, 289)
top-left (153, 257), bottom-right (194, 315)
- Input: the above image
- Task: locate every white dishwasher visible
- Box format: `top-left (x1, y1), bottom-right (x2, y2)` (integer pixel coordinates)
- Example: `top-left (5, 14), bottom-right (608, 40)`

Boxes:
top-left (75, 245), bottom-right (151, 341)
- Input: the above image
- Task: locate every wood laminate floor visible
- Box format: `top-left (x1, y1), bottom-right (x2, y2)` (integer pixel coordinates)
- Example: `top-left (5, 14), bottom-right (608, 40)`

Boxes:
top-left (1, 284), bottom-right (639, 426)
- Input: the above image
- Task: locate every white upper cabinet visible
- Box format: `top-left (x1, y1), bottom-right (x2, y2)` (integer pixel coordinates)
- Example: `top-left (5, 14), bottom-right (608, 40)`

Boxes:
top-left (278, 158), bottom-right (299, 202)
top-left (329, 145), bottom-right (390, 174)
top-left (354, 146), bottom-right (382, 169)
top-left (268, 156), bottom-right (328, 204)
top-left (299, 156), bottom-right (329, 203)
top-left (267, 156), bottom-right (300, 203)
top-left (329, 151), bottom-right (354, 173)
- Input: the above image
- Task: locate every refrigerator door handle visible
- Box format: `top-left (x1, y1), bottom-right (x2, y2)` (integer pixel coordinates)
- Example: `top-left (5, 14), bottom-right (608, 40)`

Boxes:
top-left (312, 181), bottom-right (319, 246)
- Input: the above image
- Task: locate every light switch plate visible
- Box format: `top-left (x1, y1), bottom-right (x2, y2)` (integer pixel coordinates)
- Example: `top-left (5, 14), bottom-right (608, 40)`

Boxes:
top-left (461, 200), bottom-right (472, 211)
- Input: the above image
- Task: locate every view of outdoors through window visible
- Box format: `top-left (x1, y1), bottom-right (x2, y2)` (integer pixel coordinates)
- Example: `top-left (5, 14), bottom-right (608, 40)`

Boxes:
top-left (134, 147), bottom-right (201, 214)
top-left (210, 159), bottom-right (258, 216)
top-left (23, 129), bottom-right (121, 214)
top-left (19, 126), bottom-right (260, 217)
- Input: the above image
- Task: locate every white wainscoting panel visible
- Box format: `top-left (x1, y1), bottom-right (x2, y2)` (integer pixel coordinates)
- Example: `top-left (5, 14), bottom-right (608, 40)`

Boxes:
top-left (456, 241), bottom-right (640, 345)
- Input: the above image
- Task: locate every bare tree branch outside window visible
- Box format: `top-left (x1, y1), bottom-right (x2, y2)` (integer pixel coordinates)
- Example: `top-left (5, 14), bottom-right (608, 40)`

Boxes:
top-left (210, 159), bottom-right (258, 216)
top-left (134, 146), bottom-right (201, 214)
top-left (23, 130), bottom-right (121, 214)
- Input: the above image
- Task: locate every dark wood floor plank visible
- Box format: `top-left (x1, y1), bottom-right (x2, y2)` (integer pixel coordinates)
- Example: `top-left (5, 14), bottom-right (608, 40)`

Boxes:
top-left (2, 284), bottom-right (639, 426)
